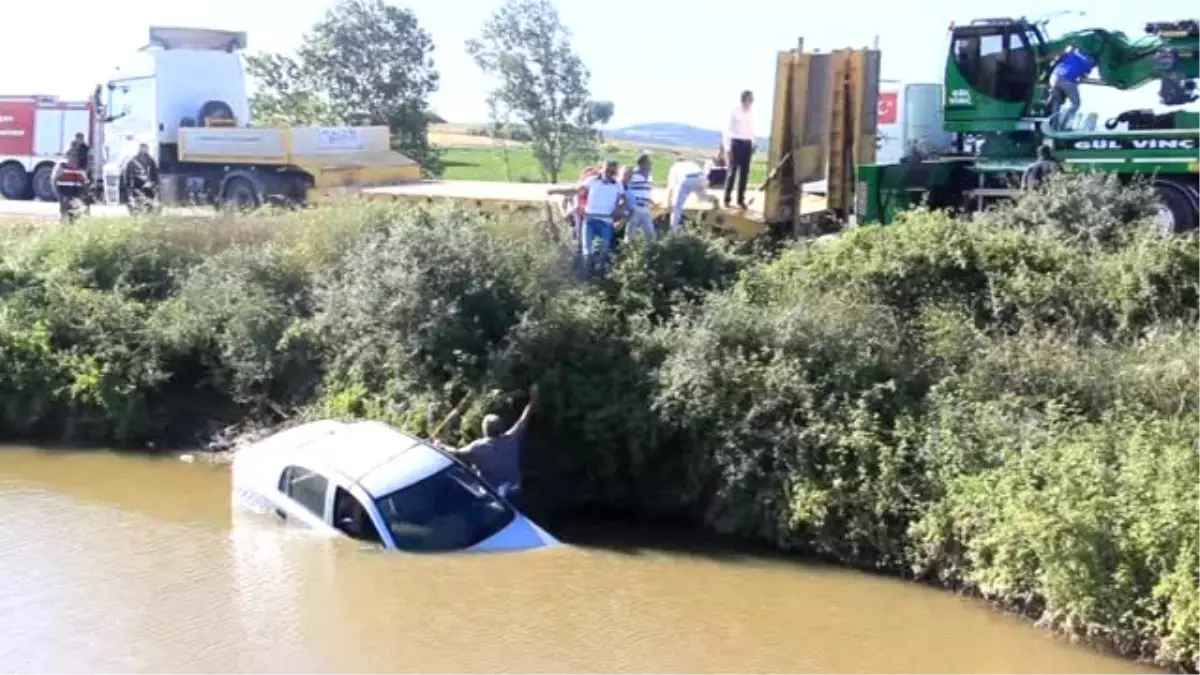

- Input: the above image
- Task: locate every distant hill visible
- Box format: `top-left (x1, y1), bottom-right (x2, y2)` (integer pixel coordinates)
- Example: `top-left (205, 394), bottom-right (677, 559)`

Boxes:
top-left (605, 122), bottom-right (769, 151)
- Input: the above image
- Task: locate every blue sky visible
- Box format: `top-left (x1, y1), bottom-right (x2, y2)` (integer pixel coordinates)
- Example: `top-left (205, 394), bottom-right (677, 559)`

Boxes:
top-left (6, 0), bottom-right (1196, 130)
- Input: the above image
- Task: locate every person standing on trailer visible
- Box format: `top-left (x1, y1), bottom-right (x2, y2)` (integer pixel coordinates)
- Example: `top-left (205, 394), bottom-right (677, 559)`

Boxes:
top-left (665, 156), bottom-right (719, 232)
top-left (723, 90), bottom-right (756, 210)
top-left (624, 152), bottom-right (656, 242)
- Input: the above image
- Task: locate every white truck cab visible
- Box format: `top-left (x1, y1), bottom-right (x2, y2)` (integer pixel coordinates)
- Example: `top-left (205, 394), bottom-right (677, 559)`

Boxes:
top-left (100, 26), bottom-right (251, 205)
top-left (90, 26), bottom-right (418, 210)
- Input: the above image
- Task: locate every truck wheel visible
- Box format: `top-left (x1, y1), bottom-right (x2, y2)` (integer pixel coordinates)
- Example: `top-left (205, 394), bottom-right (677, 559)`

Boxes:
top-left (31, 164), bottom-right (56, 202)
top-left (1153, 180), bottom-right (1199, 234)
top-left (0, 163), bottom-right (30, 200)
top-left (222, 177), bottom-right (260, 211)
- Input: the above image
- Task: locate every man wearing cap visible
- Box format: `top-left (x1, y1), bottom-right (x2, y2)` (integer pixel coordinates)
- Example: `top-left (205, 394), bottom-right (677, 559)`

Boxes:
top-left (624, 152), bottom-right (656, 242)
top-left (450, 386), bottom-right (539, 499)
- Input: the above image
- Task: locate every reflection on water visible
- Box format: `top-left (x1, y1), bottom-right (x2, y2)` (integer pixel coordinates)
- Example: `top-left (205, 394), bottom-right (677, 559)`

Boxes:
top-left (0, 447), bottom-right (1157, 674)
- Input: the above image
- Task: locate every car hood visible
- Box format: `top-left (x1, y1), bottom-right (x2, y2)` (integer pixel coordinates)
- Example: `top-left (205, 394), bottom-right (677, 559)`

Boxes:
top-left (467, 513), bottom-right (560, 553)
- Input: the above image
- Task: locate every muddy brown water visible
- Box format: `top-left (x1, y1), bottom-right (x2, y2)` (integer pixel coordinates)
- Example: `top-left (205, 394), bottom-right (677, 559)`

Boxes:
top-left (0, 446), bottom-right (1158, 674)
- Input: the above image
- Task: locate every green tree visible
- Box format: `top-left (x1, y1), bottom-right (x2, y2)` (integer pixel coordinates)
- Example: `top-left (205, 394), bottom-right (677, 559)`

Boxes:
top-left (466, 0), bottom-right (596, 182)
top-left (244, 53), bottom-right (337, 126)
top-left (587, 100), bottom-right (615, 141)
top-left (245, 0), bottom-right (443, 176)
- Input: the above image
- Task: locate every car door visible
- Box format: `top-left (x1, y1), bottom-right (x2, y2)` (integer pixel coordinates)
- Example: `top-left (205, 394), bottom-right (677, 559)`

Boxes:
top-left (327, 479), bottom-right (391, 549)
top-left (276, 464), bottom-right (337, 534)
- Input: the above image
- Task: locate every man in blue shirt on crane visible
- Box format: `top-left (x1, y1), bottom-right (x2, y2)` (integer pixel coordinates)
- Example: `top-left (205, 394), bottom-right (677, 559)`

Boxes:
top-left (1048, 45), bottom-right (1096, 130)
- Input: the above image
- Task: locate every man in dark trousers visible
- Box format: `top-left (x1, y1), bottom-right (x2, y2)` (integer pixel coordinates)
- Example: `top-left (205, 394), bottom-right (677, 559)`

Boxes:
top-left (723, 90), bottom-right (756, 210)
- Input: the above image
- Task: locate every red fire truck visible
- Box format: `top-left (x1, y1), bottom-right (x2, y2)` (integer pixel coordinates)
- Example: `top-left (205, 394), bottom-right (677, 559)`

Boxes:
top-left (0, 95), bottom-right (95, 201)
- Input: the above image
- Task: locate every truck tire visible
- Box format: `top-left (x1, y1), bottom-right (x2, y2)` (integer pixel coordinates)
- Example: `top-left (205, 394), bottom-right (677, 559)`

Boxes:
top-left (0, 162), bottom-right (30, 200)
top-left (222, 176), bottom-right (261, 211)
top-left (1152, 183), bottom-right (1190, 234)
top-left (31, 164), bottom-right (57, 202)
top-left (198, 100), bottom-right (236, 125)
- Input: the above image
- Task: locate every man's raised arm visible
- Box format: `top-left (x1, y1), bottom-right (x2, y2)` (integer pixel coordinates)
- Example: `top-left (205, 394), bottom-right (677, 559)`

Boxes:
top-left (505, 385), bottom-right (540, 437)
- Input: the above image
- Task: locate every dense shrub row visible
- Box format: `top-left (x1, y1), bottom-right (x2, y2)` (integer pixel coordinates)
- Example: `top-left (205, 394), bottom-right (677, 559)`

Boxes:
top-left (0, 173), bottom-right (1195, 669)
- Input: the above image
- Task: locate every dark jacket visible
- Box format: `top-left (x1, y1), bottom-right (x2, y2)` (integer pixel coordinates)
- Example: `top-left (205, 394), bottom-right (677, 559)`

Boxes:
top-left (123, 154), bottom-right (160, 188)
top-left (1021, 159), bottom-right (1060, 189)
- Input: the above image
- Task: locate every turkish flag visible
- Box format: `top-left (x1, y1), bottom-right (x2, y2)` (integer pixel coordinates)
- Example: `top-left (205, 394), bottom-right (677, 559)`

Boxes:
top-left (877, 92), bottom-right (899, 125)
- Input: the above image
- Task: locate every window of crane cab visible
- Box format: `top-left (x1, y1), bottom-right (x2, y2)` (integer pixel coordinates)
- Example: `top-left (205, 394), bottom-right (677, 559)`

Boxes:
top-left (951, 25), bottom-right (1036, 104)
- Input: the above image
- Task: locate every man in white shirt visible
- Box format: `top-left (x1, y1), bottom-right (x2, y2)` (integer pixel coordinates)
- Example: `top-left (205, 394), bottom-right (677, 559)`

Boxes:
top-left (723, 90), bottom-right (756, 210)
top-left (624, 152), bottom-right (656, 242)
top-left (575, 159), bottom-right (625, 275)
top-left (665, 156), bottom-right (719, 231)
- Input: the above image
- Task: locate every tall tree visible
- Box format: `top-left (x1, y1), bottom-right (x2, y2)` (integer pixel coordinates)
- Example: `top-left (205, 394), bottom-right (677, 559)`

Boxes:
top-left (587, 101), bottom-right (615, 141)
top-left (467, 0), bottom-right (596, 183)
top-left (245, 0), bottom-right (442, 175)
top-left (244, 53), bottom-right (337, 126)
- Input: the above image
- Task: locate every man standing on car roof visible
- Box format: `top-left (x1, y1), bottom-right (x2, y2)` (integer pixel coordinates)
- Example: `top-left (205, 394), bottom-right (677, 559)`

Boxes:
top-left (449, 385), bottom-right (539, 500)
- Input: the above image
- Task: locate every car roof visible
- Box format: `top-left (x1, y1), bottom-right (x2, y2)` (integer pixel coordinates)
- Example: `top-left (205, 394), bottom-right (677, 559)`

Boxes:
top-left (239, 419), bottom-right (453, 498)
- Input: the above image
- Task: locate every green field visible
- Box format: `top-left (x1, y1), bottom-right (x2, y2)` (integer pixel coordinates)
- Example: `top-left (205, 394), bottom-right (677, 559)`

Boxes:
top-left (440, 145), bottom-right (769, 185)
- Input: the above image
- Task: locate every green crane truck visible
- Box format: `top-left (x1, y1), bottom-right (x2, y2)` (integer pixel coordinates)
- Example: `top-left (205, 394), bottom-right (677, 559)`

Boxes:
top-left (856, 17), bottom-right (1200, 232)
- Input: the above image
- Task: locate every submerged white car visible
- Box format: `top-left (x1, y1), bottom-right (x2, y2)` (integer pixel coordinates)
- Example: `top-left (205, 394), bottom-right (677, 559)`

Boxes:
top-left (231, 419), bottom-right (559, 553)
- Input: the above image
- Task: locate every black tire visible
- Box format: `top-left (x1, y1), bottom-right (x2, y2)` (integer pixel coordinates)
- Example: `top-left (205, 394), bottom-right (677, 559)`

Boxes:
top-left (198, 100), bottom-right (236, 125)
top-left (31, 164), bottom-right (56, 202)
top-left (222, 177), bottom-right (260, 211)
top-left (0, 163), bottom-right (30, 200)
top-left (1153, 180), bottom-right (1199, 234)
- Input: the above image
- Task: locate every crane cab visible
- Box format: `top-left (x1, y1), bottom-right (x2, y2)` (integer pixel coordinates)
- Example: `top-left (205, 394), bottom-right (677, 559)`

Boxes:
top-left (944, 18), bottom-right (1046, 133)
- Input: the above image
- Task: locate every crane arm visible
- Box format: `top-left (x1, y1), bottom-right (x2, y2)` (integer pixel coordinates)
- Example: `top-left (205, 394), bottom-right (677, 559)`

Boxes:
top-left (1041, 20), bottom-right (1198, 104)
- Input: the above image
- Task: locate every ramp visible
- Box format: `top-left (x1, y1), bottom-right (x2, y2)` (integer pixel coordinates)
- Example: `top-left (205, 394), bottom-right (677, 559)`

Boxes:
top-left (763, 41), bottom-right (881, 232)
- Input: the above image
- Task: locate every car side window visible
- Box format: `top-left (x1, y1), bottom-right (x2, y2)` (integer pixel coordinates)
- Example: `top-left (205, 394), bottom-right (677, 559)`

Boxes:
top-left (333, 487), bottom-right (383, 545)
top-left (278, 465), bottom-right (330, 520)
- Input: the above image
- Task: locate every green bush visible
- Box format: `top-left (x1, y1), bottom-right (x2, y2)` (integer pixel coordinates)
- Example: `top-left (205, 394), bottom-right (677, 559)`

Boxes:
top-left (0, 177), bottom-right (1195, 670)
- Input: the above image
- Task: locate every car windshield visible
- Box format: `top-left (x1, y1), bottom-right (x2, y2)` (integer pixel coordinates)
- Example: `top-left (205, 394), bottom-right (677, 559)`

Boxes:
top-left (373, 464), bottom-right (515, 552)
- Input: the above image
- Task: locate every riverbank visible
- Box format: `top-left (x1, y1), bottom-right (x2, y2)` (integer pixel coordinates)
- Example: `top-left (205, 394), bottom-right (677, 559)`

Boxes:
top-left (0, 173), bottom-right (1196, 671)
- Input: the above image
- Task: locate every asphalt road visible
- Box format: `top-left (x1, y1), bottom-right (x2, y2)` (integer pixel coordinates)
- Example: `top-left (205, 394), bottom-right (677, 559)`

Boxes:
top-left (0, 199), bottom-right (208, 222)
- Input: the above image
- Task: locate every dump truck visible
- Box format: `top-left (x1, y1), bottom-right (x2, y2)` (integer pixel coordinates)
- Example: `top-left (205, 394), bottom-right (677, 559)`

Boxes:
top-left (84, 26), bottom-right (419, 210)
top-left (856, 17), bottom-right (1200, 232)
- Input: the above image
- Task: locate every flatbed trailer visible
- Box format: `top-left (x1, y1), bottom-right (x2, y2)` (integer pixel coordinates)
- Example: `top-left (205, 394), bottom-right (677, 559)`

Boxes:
top-left (357, 180), bottom-right (828, 240)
